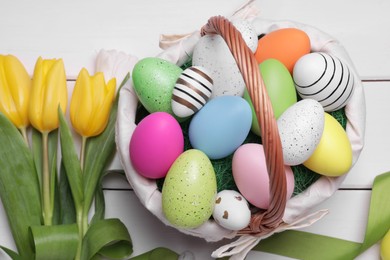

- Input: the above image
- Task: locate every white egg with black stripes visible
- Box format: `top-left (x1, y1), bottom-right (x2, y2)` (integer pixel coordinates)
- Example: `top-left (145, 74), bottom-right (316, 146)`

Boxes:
top-left (171, 66), bottom-right (214, 118)
top-left (293, 52), bottom-right (355, 112)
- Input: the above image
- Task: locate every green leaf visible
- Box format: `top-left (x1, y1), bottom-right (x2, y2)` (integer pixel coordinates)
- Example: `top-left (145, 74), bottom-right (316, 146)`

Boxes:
top-left (81, 218), bottom-right (133, 260)
top-left (59, 161), bottom-right (76, 224)
top-left (30, 224), bottom-right (79, 260)
top-left (58, 108), bottom-right (83, 211)
top-left (83, 74), bottom-right (129, 216)
top-left (129, 247), bottom-right (179, 260)
top-left (0, 113), bottom-right (42, 259)
top-left (0, 246), bottom-right (22, 260)
top-left (90, 176), bottom-right (105, 225)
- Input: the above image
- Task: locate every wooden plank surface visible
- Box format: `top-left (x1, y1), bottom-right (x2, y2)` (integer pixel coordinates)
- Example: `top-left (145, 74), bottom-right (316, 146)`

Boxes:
top-left (0, 0), bottom-right (388, 259)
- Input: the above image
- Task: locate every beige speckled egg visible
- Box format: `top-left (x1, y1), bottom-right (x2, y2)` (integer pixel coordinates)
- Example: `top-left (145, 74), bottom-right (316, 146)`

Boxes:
top-left (192, 35), bottom-right (245, 98)
top-left (231, 19), bottom-right (258, 53)
top-left (162, 149), bottom-right (217, 228)
top-left (277, 99), bottom-right (325, 166)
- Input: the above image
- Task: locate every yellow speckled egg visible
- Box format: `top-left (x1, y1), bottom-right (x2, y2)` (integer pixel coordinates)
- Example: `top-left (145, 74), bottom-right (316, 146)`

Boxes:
top-left (303, 113), bottom-right (352, 176)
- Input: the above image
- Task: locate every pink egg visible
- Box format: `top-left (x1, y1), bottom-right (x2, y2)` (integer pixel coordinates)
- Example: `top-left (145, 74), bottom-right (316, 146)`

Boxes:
top-left (232, 143), bottom-right (294, 209)
top-left (129, 112), bottom-right (184, 179)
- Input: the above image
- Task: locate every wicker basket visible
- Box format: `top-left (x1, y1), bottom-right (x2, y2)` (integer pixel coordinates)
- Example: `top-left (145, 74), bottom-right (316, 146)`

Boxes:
top-left (116, 15), bottom-right (365, 259)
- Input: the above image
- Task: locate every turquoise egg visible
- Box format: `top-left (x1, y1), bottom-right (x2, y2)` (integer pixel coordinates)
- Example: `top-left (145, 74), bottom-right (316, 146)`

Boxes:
top-left (244, 58), bottom-right (297, 136)
top-left (189, 96), bottom-right (252, 159)
top-left (162, 149), bottom-right (217, 228)
top-left (132, 57), bottom-right (183, 115)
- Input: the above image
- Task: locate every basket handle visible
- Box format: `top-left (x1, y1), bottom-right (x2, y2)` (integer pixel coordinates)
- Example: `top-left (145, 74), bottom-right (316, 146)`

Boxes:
top-left (201, 16), bottom-right (287, 236)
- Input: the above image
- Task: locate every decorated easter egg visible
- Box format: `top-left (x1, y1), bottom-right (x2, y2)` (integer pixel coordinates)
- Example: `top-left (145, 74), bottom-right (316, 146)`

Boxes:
top-left (189, 96), bottom-right (252, 159)
top-left (244, 59), bottom-right (297, 136)
top-left (129, 112), bottom-right (184, 179)
top-left (231, 19), bottom-right (258, 53)
top-left (171, 66), bottom-right (213, 118)
top-left (303, 113), bottom-right (352, 176)
top-left (381, 228), bottom-right (390, 260)
top-left (132, 57), bottom-right (183, 115)
top-left (255, 28), bottom-right (311, 73)
top-left (192, 35), bottom-right (245, 98)
top-left (232, 143), bottom-right (295, 209)
top-left (162, 149), bottom-right (217, 228)
top-left (277, 99), bottom-right (325, 166)
top-left (293, 52), bottom-right (355, 112)
top-left (212, 190), bottom-right (251, 231)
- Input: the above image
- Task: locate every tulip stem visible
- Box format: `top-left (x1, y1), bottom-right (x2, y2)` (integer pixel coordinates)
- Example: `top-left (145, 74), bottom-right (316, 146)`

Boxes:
top-left (19, 127), bottom-right (29, 146)
top-left (42, 132), bottom-right (52, 226)
top-left (80, 136), bottom-right (87, 171)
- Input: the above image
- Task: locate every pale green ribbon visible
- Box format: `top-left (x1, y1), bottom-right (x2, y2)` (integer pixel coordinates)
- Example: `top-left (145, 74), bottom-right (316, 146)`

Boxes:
top-left (253, 171), bottom-right (390, 260)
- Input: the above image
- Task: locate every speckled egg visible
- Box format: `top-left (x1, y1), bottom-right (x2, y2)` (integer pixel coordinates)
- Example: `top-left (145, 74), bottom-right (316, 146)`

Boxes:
top-left (277, 99), bottom-right (325, 166)
top-left (231, 19), bottom-right (258, 53)
top-left (132, 57), bottom-right (183, 115)
top-left (303, 113), bottom-right (352, 176)
top-left (232, 143), bottom-right (295, 209)
top-left (212, 190), bottom-right (251, 231)
top-left (162, 149), bottom-right (217, 228)
top-left (192, 35), bottom-right (245, 98)
top-left (171, 66), bottom-right (213, 118)
top-left (293, 52), bottom-right (355, 112)
top-left (189, 96), bottom-right (252, 160)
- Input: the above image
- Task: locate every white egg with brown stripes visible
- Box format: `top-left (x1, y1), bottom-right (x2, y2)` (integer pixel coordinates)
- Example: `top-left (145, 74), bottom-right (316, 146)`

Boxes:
top-left (171, 66), bottom-right (213, 118)
top-left (293, 52), bottom-right (355, 112)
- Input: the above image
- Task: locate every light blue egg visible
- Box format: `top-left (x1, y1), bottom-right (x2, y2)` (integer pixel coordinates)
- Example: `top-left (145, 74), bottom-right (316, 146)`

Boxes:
top-left (189, 96), bottom-right (252, 159)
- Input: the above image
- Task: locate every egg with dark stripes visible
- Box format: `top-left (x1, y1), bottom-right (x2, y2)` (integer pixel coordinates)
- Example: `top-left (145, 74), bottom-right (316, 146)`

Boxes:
top-left (171, 66), bottom-right (213, 118)
top-left (293, 52), bottom-right (355, 112)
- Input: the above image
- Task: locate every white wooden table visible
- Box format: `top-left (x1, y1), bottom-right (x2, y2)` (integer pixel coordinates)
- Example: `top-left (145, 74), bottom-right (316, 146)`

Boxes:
top-left (0, 0), bottom-right (389, 259)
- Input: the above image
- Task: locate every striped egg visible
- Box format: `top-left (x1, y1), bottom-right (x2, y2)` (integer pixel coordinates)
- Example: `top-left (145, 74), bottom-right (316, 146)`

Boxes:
top-left (171, 66), bottom-right (213, 118)
top-left (293, 52), bottom-right (355, 112)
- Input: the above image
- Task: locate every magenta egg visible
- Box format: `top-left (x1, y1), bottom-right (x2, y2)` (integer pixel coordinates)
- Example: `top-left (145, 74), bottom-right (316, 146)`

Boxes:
top-left (129, 112), bottom-right (184, 179)
top-left (232, 143), bottom-right (295, 209)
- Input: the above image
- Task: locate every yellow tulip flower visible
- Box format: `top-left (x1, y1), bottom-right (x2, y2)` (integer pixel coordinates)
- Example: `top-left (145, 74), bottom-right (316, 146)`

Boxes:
top-left (70, 68), bottom-right (116, 138)
top-left (0, 54), bottom-right (31, 130)
top-left (29, 57), bottom-right (67, 133)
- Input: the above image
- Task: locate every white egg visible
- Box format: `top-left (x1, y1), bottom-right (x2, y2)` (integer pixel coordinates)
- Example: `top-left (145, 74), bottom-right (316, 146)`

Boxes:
top-left (171, 66), bottom-right (213, 118)
top-left (277, 99), bottom-right (325, 166)
top-left (293, 52), bottom-right (355, 111)
top-left (212, 190), bottom-right (251, 231)
top-left (231, 19), bottom-right (258, 53)
top-left (192, 35), bottom-right (245, 98)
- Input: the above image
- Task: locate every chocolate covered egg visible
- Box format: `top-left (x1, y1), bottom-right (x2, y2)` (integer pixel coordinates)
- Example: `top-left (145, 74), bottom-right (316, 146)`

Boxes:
top-left (212, 190), bottom-right (251, 231)
top-left (162, 149), bottom-right (217, 228)
top-left (293, 52), bottom-right (355, 112)
top-left (277, 99), bottom-right (325, 166)
top-left (192, 35), bottom-right (245, 98)
top-left (171, 66), bottom-right (213, 118)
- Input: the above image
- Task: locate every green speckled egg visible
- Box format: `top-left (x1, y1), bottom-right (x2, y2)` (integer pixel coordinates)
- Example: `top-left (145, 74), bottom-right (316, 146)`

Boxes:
top-left (132, 57), bottom-right (183, 114)
top-left (162, 149), bottom-right (217, 228)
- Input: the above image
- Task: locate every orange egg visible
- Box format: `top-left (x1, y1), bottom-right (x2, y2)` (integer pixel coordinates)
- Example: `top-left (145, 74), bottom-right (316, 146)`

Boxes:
top-left (254, 28), bottom-right (311, 73)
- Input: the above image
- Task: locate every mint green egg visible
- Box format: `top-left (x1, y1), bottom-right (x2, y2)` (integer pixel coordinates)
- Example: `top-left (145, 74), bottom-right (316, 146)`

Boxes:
top-left (162, 149), bottom-right (217, 229)
top-left (132, 57), bottom-right (183, 115)
top-left (244, 59), bottom-right (297, 136)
